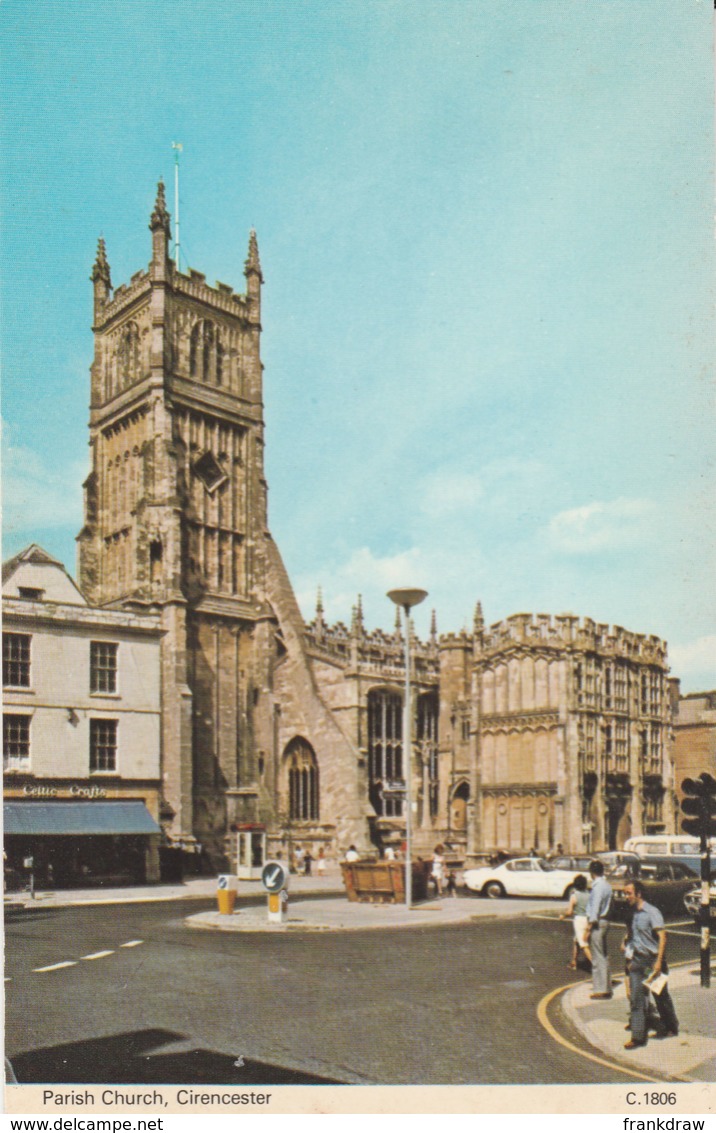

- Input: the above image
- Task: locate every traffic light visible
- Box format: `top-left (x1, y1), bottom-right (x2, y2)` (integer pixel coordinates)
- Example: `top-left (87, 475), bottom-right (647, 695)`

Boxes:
top-left (680, 772), bottom-right (716, 839)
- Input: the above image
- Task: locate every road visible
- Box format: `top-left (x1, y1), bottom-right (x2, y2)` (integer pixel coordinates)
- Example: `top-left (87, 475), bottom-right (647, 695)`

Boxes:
top-left (4, 897), bottom-right (700, 1086)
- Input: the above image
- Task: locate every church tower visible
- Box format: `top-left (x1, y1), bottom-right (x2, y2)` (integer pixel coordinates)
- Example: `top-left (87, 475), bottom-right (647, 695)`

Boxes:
top-left (78, 183), bottom-right (278, 861)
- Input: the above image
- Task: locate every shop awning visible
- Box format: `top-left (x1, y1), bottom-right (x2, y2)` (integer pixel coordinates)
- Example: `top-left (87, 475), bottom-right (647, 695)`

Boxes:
top-left (3, 801), bottom-right (161, 837)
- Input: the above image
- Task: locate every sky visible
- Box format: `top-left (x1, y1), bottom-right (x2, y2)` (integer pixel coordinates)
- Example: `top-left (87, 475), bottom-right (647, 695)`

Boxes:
top-left (1, 0), bottom-right (714, 691)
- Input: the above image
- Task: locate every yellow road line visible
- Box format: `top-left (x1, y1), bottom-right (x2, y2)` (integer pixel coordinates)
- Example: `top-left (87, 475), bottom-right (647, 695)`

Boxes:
top-left (536, 981), bottom-right (666, 1084)
top-left (537, 957), bottom-right (699, 1083)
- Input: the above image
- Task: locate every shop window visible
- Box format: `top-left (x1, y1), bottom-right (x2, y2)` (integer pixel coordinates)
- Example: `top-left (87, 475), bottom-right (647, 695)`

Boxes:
top-left (3, 713), bottom-right (30, 762)
top-left (90, 641), bottom-right (118, 694)
top-left (90, 719), bottom-right (118, 772)
top-left (3, 633), bottom-right (31, 688)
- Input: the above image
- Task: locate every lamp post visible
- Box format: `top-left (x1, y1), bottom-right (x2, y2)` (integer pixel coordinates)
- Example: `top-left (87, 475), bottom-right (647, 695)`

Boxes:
top-left (387, 587), bottom-right (428, 907)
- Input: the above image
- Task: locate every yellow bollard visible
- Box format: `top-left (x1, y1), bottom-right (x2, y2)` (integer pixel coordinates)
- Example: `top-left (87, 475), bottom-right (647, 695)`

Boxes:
top-left (217, 888), bottom-right (236, 915)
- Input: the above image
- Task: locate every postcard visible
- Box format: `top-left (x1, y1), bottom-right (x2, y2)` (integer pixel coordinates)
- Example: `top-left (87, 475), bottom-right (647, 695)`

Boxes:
top-left (2, 0), bottom-right (714, 1123)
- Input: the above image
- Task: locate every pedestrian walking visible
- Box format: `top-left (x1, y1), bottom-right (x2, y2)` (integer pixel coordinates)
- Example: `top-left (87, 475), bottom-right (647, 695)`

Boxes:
top-left (303, 849), bottom-right (313, 876)
top-left (316, 847), bottom-right (326, 876)
top-left (430, 844), bottom-right (446, 896)
top-left (294, 845), bottom-right (305, 873)
top-left (622, 878), bottom-right (679, 1049)
top-left (584, 859), bottom-right (613, 998)
top-left (560, 874), bottom-right (592, 970)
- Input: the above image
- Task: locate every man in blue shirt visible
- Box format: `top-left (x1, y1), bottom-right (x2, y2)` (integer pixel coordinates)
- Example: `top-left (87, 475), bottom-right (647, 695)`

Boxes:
top-left (584, 859), bottom-right (612, 998)
top-left (623, 878), bottom-right (679, 1049)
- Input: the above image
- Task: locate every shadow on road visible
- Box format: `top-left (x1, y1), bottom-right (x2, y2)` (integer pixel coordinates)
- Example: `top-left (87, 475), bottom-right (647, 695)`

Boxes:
top-left (3, 905), bottom-right (57, 923)
top-left (10, 1028), bottom-right (343, 1085)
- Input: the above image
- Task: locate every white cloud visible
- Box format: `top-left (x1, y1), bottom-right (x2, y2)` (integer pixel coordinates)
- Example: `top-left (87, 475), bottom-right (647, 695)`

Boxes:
top-left (1, 425), bottom-right (86, 537)
top-left (669, 636), bottom-right (716, 692)
top-left (420, 469), bottom-right (483, 518)
top-left (547, 497), bottom-right (657, 554)
top-left (295, 541), bottom-right (488, 635)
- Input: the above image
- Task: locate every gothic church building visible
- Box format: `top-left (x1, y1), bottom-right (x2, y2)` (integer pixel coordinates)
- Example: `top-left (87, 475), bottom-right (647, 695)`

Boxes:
top-left (73, 184), bottom-right (675, 868)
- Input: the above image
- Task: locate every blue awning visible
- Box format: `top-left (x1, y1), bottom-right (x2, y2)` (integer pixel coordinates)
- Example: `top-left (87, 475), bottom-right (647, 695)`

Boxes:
top-left (3, 801), bottom-right (161, 836)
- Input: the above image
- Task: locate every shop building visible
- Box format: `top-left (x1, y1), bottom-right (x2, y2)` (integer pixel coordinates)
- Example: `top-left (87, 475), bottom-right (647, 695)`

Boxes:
top-left (2, 544), bottom-right (163, 886)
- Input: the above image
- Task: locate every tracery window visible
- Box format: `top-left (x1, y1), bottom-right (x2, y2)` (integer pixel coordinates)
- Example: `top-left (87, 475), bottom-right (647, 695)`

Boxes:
top-left (118, 322), bottom-right (140, 386)
top-left (418, 691), bottom-right (439, 819)
top-left (190, 320), bottom-right (224, 385)
top-left (368, 689), bottom-right (403, 817)
top-left (285, 738), bottom-right (319, 821)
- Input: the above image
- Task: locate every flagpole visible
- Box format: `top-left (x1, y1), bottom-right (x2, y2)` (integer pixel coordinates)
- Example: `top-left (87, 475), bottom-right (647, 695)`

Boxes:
top-left (172, 142), bottom-right (182, 267)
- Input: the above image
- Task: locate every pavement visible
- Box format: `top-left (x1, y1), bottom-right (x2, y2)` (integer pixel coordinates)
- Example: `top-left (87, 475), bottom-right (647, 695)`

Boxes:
top-left (559, 961), bottom-right (716, 1084)
top-left (3, 871), bottom-right (340, 908)
top-left (6, 871), bottom-right (716, 1083)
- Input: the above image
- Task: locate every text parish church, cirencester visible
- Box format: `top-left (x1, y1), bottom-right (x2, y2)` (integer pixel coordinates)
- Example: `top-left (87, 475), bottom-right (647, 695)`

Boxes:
top-left (2, 184), bottom-right (677, 879)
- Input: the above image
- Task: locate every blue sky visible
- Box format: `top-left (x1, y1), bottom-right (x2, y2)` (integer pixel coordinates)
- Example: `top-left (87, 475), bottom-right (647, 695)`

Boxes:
top-left (2, 0), bottom-right (714, 690)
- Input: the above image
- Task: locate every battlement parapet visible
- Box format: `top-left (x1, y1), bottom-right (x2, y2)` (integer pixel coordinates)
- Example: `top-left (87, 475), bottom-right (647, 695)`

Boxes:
top-left (304, 615), bottom-right (438, 673)
top-left (438, 631), bottom-right (473, 650)
top-left (477, 612), bottom-right (668, 665)
top-left (175, 270), bottom-right (250, 321)
top-left (100, 272), bottom-right (151, 324)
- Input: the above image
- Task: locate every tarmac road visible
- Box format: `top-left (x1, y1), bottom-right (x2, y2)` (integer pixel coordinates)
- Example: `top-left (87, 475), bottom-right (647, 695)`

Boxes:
top-left (4, 897), bottom-right (700, 1086)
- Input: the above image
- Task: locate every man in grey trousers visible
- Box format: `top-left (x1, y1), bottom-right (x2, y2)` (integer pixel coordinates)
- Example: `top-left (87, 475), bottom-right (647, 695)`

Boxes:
top-left (584, 859), bottom-right (613, 998)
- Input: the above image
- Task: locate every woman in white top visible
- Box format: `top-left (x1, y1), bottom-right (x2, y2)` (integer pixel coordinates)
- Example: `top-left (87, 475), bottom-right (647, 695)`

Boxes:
top-left (431, 844), bottom-right (446, 897)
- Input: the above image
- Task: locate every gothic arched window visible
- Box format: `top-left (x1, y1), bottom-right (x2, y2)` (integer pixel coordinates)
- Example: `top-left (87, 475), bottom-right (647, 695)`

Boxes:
top-left (190, 319), bottom-right (223, 385)
top-left (368, 688), bottom-right (403, 818)
top-left (418, 690), bottom-right (439, 819)
top-left (284, 738), bottom-right (319, 821)
top-left (118, 322), bottom-right (140, 387)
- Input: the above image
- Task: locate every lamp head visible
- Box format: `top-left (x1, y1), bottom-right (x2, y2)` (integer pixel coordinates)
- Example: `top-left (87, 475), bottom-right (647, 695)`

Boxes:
top-left (387, 588), bottom-right (428, 613)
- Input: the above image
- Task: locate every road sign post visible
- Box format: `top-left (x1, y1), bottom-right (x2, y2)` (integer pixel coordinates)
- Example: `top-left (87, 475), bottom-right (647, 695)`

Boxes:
top-left (680, 773), bottom-right (716, 988)
top-left (261, 860), bottom-right (289, 923)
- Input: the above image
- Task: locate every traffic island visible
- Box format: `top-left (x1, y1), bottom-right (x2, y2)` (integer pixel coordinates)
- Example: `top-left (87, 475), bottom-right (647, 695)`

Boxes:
top-left (183, 894), bottom-right (563, 933)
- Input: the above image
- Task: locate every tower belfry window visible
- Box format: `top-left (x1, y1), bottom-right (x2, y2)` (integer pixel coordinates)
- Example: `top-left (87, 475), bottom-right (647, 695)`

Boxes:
top-left (190, 319), bottom-right (223, 385)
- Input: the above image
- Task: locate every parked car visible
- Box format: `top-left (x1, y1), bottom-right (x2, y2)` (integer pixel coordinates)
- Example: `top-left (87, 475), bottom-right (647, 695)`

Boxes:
top-left (623, 835), bottom-right (714, 877)
top-left (608, 858), bottom-right (698, 919)
top-left (463, 857), bottom-right (582, 899)
top-left (683, 881), bottom-right (716, 919)
top-left (548, 855), bottom-right (594, 873)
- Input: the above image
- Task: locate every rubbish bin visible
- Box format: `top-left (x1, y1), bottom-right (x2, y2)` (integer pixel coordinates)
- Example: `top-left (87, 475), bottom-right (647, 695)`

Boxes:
top-left (216, 874), bottom-right (238, 914)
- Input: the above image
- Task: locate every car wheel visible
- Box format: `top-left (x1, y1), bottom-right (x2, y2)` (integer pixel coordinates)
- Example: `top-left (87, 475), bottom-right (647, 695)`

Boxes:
top-left (484, 881), bottom-right (506, 899)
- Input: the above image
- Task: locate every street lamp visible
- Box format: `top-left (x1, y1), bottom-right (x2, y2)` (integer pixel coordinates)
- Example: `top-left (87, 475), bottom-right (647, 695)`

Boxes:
top-left (387, 587), bottom-right (428, 908)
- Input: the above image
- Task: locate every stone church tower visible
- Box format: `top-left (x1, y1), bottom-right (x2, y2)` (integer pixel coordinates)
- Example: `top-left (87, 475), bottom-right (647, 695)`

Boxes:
top-left (77, 182), bottom-right (365, 865)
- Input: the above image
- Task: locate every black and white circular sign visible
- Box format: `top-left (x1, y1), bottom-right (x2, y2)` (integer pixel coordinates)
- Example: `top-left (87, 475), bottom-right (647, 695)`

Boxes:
top-left (261, 860), bottom-right (288, 893)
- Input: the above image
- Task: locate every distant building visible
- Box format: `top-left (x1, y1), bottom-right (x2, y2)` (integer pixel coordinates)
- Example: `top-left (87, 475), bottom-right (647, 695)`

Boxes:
top-left (671, 686), bottom-right (716, 803)
top-left (2, 544), bottom-right (163, 886)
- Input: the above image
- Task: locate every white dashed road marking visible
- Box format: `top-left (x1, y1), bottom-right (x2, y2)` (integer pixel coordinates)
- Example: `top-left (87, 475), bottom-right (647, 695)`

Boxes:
top-left (33, 961), bottom-right (77, 973)
top-left (29, 941), bottom-right (143, 974)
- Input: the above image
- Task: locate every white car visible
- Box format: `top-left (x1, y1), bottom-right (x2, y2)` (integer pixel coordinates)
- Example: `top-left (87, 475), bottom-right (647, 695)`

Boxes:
top-left (463, 857), bottom-right (584, 899)
top-left (683, 881), bottom-right (716, 919)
